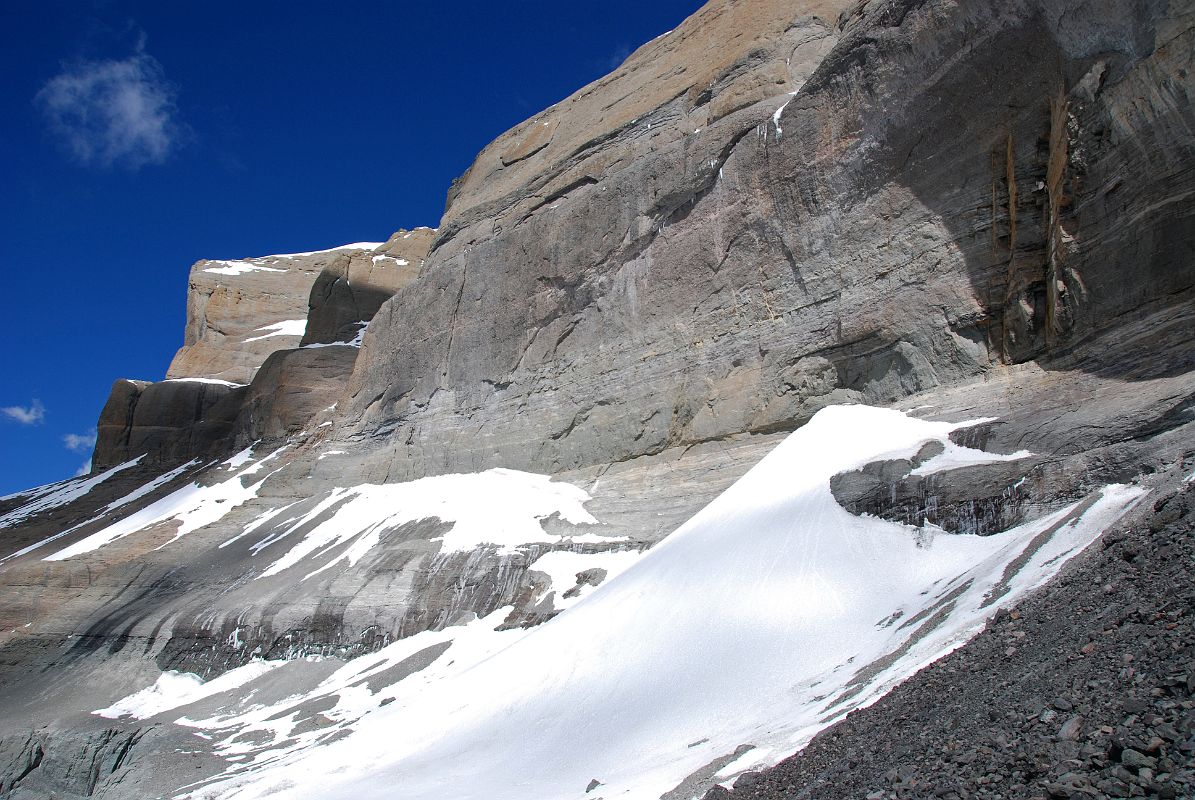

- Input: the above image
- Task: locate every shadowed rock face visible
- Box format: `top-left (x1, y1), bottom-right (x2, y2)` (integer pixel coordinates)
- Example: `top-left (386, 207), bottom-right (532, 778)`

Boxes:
top-left (334, 0), bottom-right (1194, 485)
top-left (302, 228), bottom-right (435, 347)
top-left (93, 379), bottom-right (245, 471)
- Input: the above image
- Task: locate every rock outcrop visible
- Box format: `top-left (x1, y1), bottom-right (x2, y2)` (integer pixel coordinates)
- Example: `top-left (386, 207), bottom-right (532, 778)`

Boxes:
top-left (166, 242), bottom-right (386, 385)
top-left (92, 233), bottom-right (433, 470)
top-left (92, 378), bottom-right (245, 471)
top-left (302, 228), bottom-right (434, 346)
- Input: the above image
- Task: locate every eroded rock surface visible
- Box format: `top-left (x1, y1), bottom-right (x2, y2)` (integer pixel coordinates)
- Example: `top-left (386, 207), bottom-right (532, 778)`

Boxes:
top-left (302, 228), bottom-right (434, 347)
top-left (166, 242), bottom-right (387, 385)
top-left (333, 0), bottom-right (1195, 487)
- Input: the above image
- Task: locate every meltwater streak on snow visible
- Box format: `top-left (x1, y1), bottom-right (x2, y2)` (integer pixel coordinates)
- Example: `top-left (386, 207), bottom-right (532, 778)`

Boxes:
top-left (243, 319), bottom-right (308, 342)
top-left (197, 406), bottom-right (1145, 800)
top-left (252, 468), bottom-right (609, 580)
top-left (0, 457), bottom-right (143, 531)
top-left (43, 447), bottom-right (288, 561)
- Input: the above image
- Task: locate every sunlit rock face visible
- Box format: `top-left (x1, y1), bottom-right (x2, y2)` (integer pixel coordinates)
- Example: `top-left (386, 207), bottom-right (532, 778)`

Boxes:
top-left (332, 0), bottom-right (1195, 490)
top-left (168, 232), bottom-right (433, 386)
top-left (90, 231), bottom-right (435, 470)
top-left (1, 0), bottom-right (1193, 798)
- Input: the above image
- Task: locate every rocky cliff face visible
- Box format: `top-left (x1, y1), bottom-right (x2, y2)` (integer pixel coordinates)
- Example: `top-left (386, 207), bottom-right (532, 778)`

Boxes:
top-left (329, 0), bottom-right (1194, 487)
top-left (166, 239), bottom-right (429, 385)
top-left (1, 1), bottom-right (1193, 798)
top-left (302, 228), bottom-right (435, 347)
top-left (92, 233), bottom-right (433, 470)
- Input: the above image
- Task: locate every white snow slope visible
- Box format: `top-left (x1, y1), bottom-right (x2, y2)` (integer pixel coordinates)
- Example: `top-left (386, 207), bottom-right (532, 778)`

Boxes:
top-left (180, 405), bottom-right (1143, 800)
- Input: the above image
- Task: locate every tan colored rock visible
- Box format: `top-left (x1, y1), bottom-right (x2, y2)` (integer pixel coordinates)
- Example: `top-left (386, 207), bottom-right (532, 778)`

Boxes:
top-left (442, 0), bottom-right (846, 230)
top-left (166, 241), bottom-right (390, 385)
top-left (302, 228), bottom-right (435, 346)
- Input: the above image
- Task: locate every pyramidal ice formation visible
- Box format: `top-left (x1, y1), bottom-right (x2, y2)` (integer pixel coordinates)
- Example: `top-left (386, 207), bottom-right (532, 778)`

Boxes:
top-left (2, 1), bottom-right (1194, 799)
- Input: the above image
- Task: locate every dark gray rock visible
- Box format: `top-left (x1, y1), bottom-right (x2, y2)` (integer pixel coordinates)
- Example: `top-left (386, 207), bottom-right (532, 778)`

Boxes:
top-left (92, 378), bottom-right (244, 471)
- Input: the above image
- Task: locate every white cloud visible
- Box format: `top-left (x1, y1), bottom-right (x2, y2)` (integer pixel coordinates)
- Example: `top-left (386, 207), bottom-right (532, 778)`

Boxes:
top-left (2, 400), bottom-right (46, 425)
top-left (35, 42), bottom-right (182, 169)
top-left (75, 459), bottom-right (93, 477)
top-left (605, 43), bottom-right (632, 71)
top-left (63, 430), bottom-right (98, 453)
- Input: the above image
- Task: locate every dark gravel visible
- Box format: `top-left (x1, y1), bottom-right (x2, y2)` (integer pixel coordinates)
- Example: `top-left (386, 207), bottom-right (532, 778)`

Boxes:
top-left (710, 479), bottom-right (1195, 800)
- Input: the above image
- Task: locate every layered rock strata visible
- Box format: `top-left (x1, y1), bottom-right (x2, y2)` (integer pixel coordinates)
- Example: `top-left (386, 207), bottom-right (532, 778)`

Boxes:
top-left (92, 233), bottom-right (432, 470)
top-left (330, 0), bottom-right (1194, 486)
top-left (166, 240), bottom-right (418, 385)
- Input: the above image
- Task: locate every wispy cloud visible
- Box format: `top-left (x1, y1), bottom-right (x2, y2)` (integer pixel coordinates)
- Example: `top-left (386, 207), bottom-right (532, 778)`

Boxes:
top-left (2, 400), bottom-right (46, 425)
top-left (35, 39), bottom-right (183, 169)
top-left (605, 43), bottom-right (632, 71)
top-left (75, 459), bottom-right (93, 477)
top-left (63, 430), bottom-right (98, 453)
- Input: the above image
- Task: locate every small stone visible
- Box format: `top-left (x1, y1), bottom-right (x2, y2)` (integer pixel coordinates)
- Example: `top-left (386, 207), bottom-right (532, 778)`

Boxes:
top-left (1124, 698), bottom-right (1148, 714)
top-left (1157, 722), bottom-right (1182, 741)
top-left (1121, 749), bottom-right (1158, 770)
top-left (1058, 716), bottom-right (1083, 741)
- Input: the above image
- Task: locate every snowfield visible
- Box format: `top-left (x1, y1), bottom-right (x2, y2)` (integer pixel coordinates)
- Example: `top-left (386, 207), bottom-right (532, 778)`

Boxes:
top-left (74, 404), bottom-right (1138, 800)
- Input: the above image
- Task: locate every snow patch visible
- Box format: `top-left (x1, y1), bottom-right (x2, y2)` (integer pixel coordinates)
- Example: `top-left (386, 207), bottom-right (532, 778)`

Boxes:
top-left (372, 255), bottom-right (409, 266)
top-left (0, 457), bottom-right (143, 531)
top-left (244, 319), bottom-right (307, 342)
top-left (204, 261), bottom-right (288, 276)
top-left (271, 242), bottom-right (382, 258)
top-left (909, 439), bottom-right (1033, 476)
top-left (163, 377), bottom-right (246, 388)
top-left (0, 460), bottom-right (202, 563)
top-left (527, 549), bottom-right (645, 611)
top-left (771, 90), bottom-right (800, 140)
top-left (302, 321), bottom-right (368, 349)
top-left (196, 405), bottom-right (1145, 800)
top-left (96, 660), bottom-right (287, 720)
top-left (44, 447), bottom-right (288, 561)
top-left (250, 468), bottom-right (610, 580)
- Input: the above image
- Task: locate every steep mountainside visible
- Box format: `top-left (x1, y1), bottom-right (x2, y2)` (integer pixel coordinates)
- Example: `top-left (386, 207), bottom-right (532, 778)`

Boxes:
top-left (0, 1), bottom-right (1192, 799)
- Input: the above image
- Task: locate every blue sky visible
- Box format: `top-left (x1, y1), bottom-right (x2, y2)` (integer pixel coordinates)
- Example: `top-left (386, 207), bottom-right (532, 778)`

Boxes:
top-left (0, 1), bottom-right (704, 495)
